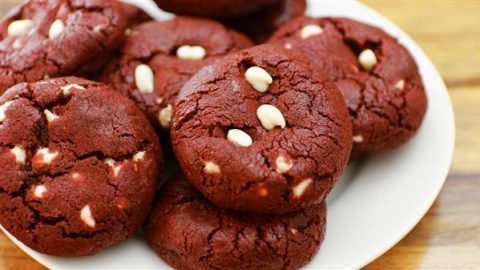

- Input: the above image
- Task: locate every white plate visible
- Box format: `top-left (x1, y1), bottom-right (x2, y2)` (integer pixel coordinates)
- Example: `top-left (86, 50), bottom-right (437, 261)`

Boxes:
top-left (1, 0), bottom-right (455, 269)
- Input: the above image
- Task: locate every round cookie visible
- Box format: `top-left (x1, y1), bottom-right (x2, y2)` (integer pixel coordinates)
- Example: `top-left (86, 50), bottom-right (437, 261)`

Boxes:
top-left (153, 0), bottom-right (279, 18)
top-left (225, 0), bottom-right (307, 43)
top-left (269, 17), bottom-right (427, 156)
top-left (144, 172), bottom-right (327, 270)
top-left (101, 17), bottom-right (253, 130)
top-left (171, 44), bottom-right (352, 214)
top-left (0, 0), bottom-right (127, 94)
top-left (0, 77), bottom-right (162, 256)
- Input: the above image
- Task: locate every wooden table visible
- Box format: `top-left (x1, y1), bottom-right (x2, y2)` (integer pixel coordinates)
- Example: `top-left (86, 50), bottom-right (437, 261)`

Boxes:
top-left (1, 1), bottom-right (479, 269)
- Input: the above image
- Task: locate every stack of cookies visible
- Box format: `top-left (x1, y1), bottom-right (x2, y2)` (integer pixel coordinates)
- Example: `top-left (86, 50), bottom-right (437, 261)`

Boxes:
top-left (0, 1), bottom-right (427, 269)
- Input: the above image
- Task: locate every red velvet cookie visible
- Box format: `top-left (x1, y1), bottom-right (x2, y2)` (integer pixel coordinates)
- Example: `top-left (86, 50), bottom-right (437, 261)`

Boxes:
top-left (0, 0), bottom-right (127, 94)
top-left (269, 17), bottom-right (427, 156)
top-left (101, 17), bottom-right (253, 130)
top-left (0, 77), bottom-right (162, 256)
top-left (171, 44), bottom-right (352, 214)
top-left (144, 172), bottom-right (327, 270)
top-left (153, 0), bottom-right (279, 18)
top-left (225, 0), bottom-right (307, 43)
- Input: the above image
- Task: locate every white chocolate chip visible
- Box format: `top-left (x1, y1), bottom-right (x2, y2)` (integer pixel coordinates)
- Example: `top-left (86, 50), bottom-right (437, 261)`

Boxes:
top-left (8, 19), bottom-right (34, 37)
top-left (34, 185), bottom-right (47, 198)
top-left (80, 205), bottom-right (95, 228)
top-left (44, 109), bottom-right (59, 122)
top-left (11, 146), bottom-right (26, 164)
top-left (244, 66), bottom-right (273, 93)
top-left (300, 24), bottom-right (323, 39)
top-left (0, 100), bottom-right (14, 123)
top-left (204, 161), bottom-right (220, 174)
top-left (276, 155), bottom-right (293, 174)
top-left (284, 43), bottom-right (292, 49)
top-left (290, 228), bottom-right (298, 235)
top-left (256, 104), bottom-right (286, 130)
top-left (12, 39), bottom-right (22, 49)
top-left (72, 173), bottom-right (81, 180)
top-left (353, 134), bottom-right (364, 143)
top-left (125, 28), bottom-right (132, 36)
top-left (133, 151), bottom-right (145, 161)
top-left (35, 148), bottom-right (59, 164)
top-left (292, 178), bottom-right (313, 199)
top-left (227, 129), bottom-right (253, 147)
top-left (176, 45), bottom-right (206, 60)
top-left (61, 84), bottom-right (85, 95)
top-left (105, 158), bottom-right (122, 177)
top-left (158, 104), bottom-right (173, 128)
top-left (155, 97), bottom-right (163, 104)
top-left (135, 64), bottom-right (154, 93)
top-left (358, 49), bottom-right (377, 72)
top-left (93, 25), bottom-right (104, 32)
top-left (48, 19), bottom-right (65, 39)
top-left (395, 79), bottom-right (405, 90)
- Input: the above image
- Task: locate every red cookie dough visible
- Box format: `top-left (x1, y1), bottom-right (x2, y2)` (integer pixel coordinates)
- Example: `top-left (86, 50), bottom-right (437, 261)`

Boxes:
top-left (0, 77), bottom-right (162, 256)
top-left (0, 0), bottom-right (127, 94)
top-left (171, 44), bottom-right (352, 214)
top-left (269, 17), bottom-right (427, 156)
top-left (225, 0), bottom-right (307, 43)
top-left (153, 0), bottom-right (280, 18)
top-left (101, 17), bottom-right (253, 130)
top-left (144, 172), bottom-right (327, 270)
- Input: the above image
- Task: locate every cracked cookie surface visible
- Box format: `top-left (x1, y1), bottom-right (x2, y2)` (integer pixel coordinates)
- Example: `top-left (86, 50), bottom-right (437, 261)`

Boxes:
top-left (144, 172), bottom-right (326, 270)
top-left (0, 0), bottom-right (127, 94)
top-left (101, 17), bottom-right (253, 130)
top-left (269, 17), bottom-right (427, 156)
top-left (0, 77), bottom-right (162, 256)
top-left (171, 44), bottom-right (352, 214)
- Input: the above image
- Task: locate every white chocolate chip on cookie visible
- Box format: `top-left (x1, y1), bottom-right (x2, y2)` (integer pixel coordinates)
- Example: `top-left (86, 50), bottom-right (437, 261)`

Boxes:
top-left (44, 109), bottom-right (59, 122)
top-left (176, 45), bottom-right (206, 60)
top-left (11, 146), bottom-right (26, 164)
top-left (33, 185), bottom-right (47, 199)
top-left (292, 178), bottom-right (313, 199)
top-left (353, 134), bottom-right (364, 143)
top-left (244, 66), bottom-right (273, 93)
top-left (48, 19), bottom-right (65, 39)
top-left (105, 158), bottom-right (122, 177)
top-left (300, 24), bottom-right (323, 39)
top-left (358, 49), bottom-right (377, 72)
top-left (227, 129), bottom-right (253, 147)
top-left (133, 151), bottom-right (145, 161)
top-left (158, 104), bottom-right (173, 128)
top-left (256, 104), bottom-right (286, 130)
top-left (61, 84), bottom-right (85, 95)
top-left (80, 205), bottom-right (96, 228)
top-left (34, 148), bottom-right (59, 165)
top-left (276, 155), bottom-right (293, 174)
top-left (0, 100), bottom-right (14, 123)
top-left (395, 79), bottom-right (405, 90)
top-left (8, 19), bottom-right (34, 37)
top-left (135, 64), bottom-right (154, 94)
top-left (204, 161), bottom-right (220, 174)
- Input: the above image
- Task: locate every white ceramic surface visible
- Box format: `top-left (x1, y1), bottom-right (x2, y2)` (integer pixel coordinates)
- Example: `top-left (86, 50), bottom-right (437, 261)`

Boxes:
top-left (1, 0), bottom-right (455, 269)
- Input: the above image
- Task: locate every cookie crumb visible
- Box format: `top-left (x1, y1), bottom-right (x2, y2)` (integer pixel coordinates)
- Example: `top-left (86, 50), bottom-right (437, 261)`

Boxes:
top-left (11, 146), bottom-right (26, 164)
top-left (135, 64), bottom-right (154, 93)
top-left (300, 24), bottom-right (323, 39)
top-left (292, 178), bottom-right (313, 199)
top-left (203, 161), bottom-right (220, 174)
top-left (256, 104), bottom-right (286, 130)
top-left (80, 205), bottom-right (96, 228)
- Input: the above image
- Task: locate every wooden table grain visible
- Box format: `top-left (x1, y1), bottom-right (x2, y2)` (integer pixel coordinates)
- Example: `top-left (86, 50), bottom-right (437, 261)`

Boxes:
top-left (1, 1), bottom-right (479, 270)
